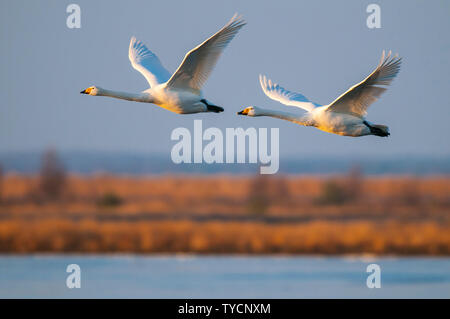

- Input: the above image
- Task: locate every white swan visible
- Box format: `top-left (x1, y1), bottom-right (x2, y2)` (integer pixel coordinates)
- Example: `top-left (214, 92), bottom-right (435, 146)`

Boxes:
top-left (81, 14), bottom-right (245, 114)
top-left (238, 51), bottom-right (401, 137)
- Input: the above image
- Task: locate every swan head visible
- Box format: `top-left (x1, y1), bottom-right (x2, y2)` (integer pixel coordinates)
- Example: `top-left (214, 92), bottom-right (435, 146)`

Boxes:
top-left (80, 86), bottom-right (101, 96)
top-left (237, 106), bottom-right (262, 117)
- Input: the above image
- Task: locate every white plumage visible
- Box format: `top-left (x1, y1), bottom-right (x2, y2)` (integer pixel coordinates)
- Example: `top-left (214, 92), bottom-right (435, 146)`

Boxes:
top-left (238, 51), bottom-right (401, 137)
top-left (81, 14), bottom-right (246, 114)
top-left (128, 37), bottom-right (171, 88)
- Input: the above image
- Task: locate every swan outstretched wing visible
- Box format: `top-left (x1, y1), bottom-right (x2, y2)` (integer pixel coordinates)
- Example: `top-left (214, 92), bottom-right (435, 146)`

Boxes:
top-left (129, 37), bottom-right (172, 88)
top-left (325, 51), bottom-right (402, 118)
top-left (259, 75), bottom-right (320, 112)
top-left (166, 14), bottom-right (246, 93)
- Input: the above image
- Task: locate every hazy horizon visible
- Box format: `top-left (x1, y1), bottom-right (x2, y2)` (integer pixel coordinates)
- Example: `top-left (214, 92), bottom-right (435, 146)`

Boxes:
top-left (1, 150), bottom-right (449, 175)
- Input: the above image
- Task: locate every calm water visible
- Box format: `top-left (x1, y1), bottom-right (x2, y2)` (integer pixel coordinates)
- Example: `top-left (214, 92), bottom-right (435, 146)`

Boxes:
top-left (0, 255), bottom-right (449, 298)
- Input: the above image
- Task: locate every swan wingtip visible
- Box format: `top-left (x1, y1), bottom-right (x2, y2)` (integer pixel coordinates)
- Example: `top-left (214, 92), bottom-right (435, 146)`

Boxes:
top-left (229, 13), bottom-right (246, 26)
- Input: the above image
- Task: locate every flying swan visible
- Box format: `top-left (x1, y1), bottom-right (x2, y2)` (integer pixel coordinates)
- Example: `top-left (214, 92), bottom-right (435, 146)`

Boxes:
top-left (81, 14), bottom-right (245, 114)
top-left (238, 51), bottom-right (401, 137)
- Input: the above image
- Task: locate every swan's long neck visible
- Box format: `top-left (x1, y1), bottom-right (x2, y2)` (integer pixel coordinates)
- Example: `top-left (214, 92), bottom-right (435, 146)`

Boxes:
top-left (97, 88), bottom-right (153, 103)
top-left (257, 108), bottom-right (312, 126)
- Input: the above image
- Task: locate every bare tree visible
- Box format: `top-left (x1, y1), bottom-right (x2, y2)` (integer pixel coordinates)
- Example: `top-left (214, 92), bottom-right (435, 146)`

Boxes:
top-left (247, 173), bottom-right (270, 215)
top-left (316, 179), bottom-right (348, 205)
top-left (316, 165), bottom-right (364, 205)
top-left (345, 164), bottom-right (364, 202)
top-left (39, 149), bottom-right (66, 200)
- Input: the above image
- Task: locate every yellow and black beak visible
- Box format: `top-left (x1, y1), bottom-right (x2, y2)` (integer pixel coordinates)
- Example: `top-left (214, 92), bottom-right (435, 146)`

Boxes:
top-left (80, 88), bottom-right (91, 94)
top-left (237, 109), bottom-right (248, 115)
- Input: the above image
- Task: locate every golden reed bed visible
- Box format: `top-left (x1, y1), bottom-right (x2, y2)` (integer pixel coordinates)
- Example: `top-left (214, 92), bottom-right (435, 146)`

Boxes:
top-left (0, 174), bottom-right (449, 255)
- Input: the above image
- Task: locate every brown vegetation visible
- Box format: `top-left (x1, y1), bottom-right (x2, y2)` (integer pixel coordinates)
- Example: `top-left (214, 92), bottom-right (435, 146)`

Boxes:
top-left (0, 164), bottom-right (3, 203)
top-left (0, 219), bottom-right (448, 255)
top-left (0, 170), bottom-right (449, 255)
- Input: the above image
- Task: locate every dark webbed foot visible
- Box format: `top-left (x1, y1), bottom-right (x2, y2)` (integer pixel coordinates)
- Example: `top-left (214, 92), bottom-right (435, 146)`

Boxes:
top-left (363, 121), bottom-right (390, 137)
top-left (201, 99), bottom-right (224, 113)
top-left (206, 105), bottom-right (224, 113)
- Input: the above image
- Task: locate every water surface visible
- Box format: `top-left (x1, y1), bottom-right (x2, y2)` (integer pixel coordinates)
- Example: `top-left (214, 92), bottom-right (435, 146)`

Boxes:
top-left (0, 255), bottom-right (449, 298)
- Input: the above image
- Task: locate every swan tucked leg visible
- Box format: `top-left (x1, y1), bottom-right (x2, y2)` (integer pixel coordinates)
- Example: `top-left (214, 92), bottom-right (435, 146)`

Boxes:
top-left (200, 99), bottom-right (224, 113)
top-left (363, 121), bottom-right (390, 137)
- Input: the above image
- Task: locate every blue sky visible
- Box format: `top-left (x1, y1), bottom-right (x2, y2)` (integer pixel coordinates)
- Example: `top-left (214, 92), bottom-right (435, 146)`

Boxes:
top-left (1, 0), bottom-right (449, 158)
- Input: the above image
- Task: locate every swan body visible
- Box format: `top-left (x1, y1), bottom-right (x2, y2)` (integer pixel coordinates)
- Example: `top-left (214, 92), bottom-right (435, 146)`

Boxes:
top-left (238, 51), bottom-right (401, 137)
top-left (81, 14), bottom-right (246, 114)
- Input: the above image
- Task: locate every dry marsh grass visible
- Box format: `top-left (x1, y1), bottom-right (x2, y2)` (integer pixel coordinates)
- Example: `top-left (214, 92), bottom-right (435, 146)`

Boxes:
top-left (0, 174), bottom-right (449, 255)
top-left (0, 219), bottom-right (448, 255)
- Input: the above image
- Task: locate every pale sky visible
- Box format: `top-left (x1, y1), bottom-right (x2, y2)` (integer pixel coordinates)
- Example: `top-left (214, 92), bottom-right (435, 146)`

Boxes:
top-left (1, 0), bottom-right (449, 158)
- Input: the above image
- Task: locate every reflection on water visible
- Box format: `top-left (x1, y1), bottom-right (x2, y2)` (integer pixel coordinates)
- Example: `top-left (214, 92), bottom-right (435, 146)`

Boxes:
top-left (0, 255), bottom-right (449, 298)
